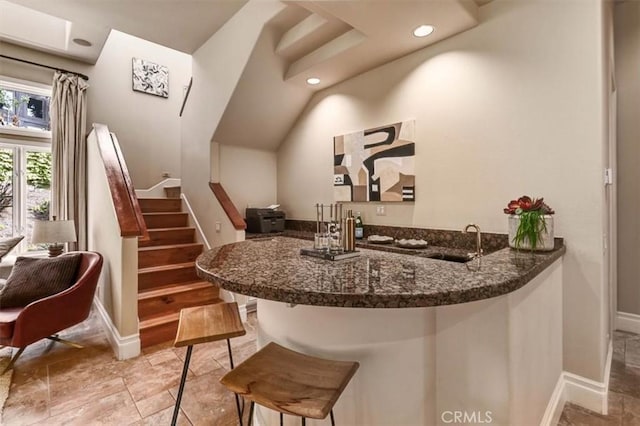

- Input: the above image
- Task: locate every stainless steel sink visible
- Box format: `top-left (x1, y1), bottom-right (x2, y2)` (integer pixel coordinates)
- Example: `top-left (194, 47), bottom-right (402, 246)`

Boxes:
top-left (426, 252), bottom-right (474, 263)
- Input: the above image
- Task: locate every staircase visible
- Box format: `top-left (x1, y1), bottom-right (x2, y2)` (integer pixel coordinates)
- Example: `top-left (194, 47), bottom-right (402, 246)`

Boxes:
top-left (137, 197), bottom-right (221, 347)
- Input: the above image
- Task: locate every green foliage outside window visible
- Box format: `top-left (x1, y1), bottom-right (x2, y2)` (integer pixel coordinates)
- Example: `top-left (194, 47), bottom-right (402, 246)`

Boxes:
top-left (26, 152), bottom-right (51, 188)
top-left (0, 151), bottom-right (13, 212)
top-left (0, 150), bottom-right (51, 214)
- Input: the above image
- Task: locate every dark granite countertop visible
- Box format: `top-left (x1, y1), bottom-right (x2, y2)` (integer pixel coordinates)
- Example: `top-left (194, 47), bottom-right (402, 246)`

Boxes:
top-left (196, 235), bottom-right (565, 308)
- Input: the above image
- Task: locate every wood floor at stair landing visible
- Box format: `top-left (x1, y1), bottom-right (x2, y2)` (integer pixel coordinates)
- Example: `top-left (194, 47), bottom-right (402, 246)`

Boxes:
top-left (137, 197), bottom-right (220, 348)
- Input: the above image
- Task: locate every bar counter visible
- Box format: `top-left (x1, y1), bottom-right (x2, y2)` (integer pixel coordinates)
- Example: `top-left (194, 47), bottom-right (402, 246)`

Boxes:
top-left (195, 236), bottom-right (565, 308)
top-left (196, 235), bottom-right (565, 425)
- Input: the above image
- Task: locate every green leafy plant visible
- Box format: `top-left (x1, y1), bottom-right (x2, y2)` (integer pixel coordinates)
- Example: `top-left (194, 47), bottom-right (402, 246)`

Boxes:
top-left (0, 89), bottom-right (30, 126)
top-left (0, 150), bottom-right (12, 213)
top-left (504, 196), bottom-right (555, 250)
top-left (0, 89), bottom-right (8, 110)
top-left (26, 152), bottom-right (52, 188)
top-left (30, 200), bottom-right (50, 220)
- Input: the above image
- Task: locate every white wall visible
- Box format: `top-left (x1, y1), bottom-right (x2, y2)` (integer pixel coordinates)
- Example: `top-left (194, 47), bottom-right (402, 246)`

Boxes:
top-left (277, 0), bottom-right (607, 381)
top-left (1, 30), bottom-right (191, 189)
top-left (219, 144), bottom-right (278, 212)
top-left (615, 1), bottom-right (640, 316)
top-left (87, 30), bottom-right (191, 189)
top-left (0, 41), bottom-right (91, 86)
top-left (181, 1), bottom-right (285, 246)
top-left (87, 126), bottom-right (140, 359)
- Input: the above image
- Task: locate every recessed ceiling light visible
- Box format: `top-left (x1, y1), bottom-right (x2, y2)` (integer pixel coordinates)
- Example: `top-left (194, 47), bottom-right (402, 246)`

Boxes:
top-left (413, 25), bottom-right (435, 38)
top-left (306, 77), bottom-right (321, 85)
top-left (72, 38), bottom-right (92, 47)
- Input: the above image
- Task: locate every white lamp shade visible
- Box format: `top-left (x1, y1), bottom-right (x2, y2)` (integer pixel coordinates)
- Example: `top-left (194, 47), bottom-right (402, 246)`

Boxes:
top-left (31, 220), bottom-right (77, 244)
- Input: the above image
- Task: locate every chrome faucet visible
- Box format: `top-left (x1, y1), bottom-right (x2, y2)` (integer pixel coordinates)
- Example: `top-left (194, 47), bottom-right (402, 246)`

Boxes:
top-left (463, 223), bottom-right (483, 258)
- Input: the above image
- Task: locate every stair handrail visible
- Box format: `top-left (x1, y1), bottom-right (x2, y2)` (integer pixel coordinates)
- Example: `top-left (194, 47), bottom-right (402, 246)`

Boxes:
top-left (92, 123), bottom-right (149, 241)
top-left (209, 182), bottom-right (246, 230)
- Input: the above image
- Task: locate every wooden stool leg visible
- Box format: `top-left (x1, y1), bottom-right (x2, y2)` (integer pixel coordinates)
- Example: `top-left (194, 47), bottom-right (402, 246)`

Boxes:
top-left (172, 345), bottom-right (193, 426)
top-left (280, 412), bottom-right (284, 426)
top-left (247, 401), bottom-right (255, 426)
top-left (226, 338), bottom-right (236, 369)
top-left (226, 339), bottom-right (244, 426)
top-left (330, 410), bottom-right (335, 426)
top-left (301, 417), bottom-right (306, 426)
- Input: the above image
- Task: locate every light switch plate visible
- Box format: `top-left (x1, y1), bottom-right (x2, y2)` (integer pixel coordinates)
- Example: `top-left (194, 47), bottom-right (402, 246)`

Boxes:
top-left (376, 206), bottom-right (386, 216)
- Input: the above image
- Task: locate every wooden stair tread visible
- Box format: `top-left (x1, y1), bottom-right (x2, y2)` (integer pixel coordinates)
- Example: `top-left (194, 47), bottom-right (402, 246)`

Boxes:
top-left (139, 298), bottom-right (225, 328)
top-left (139, 205), bottom-right (182, 213)
top-left (144, 227), bottom-right (195, 232)
top-left (138, 242), bottom-right (202, 252)
top-left (138, 261), bottom-right (196, 274)
top-left (138, 228), bottom-right (196, 248)
top-left (142, 212), bottom-right (188, 227)
top-left (139, 312), bottom-right (180, 329)
top-left (142, 212), bottom-right (188, 216)
top-left (138, 281), bottom-right (213, 300)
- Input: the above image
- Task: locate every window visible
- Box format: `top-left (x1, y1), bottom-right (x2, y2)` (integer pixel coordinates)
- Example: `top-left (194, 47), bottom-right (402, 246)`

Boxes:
top-left (0, 77), bottom-right (52, 254)
top-left (0, 78), bottom-right (52, 136)
top-left (0, 146), bottom-right (52, 253)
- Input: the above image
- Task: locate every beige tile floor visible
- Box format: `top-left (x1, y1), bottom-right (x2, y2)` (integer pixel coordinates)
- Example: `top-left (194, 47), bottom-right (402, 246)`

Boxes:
top-left (558, 330), bottom-right (640, 425)
top-left (2, 309), bottom-right (258, 425)
top-left (4, 309), bottom-right (640, 426)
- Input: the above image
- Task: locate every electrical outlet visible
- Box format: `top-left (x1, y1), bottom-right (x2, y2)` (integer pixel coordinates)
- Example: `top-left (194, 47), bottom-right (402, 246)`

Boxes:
top-left (376, 205), bottom-right (386, 216)
top-left (215, 222), bottom-right (221, 232)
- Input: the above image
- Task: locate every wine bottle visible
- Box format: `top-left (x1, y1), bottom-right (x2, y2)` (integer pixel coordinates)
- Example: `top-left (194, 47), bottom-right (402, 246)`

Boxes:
top-left (355, 212), bottom-right (363, 239)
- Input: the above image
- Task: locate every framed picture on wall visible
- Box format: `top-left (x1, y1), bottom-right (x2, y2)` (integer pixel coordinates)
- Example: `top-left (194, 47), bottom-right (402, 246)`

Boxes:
top-left (334, 120), bottom-right (416, 202)
top-left (132, 58), bottom-right (169, 98)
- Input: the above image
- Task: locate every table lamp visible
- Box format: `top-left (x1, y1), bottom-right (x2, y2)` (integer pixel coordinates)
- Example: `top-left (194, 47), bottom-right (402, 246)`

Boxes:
top-left (31, 217), bottom-right (77, 257)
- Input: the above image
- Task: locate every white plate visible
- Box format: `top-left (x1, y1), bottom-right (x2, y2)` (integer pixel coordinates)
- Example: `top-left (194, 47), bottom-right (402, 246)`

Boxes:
top-left (396, 238), bottom-right (429, 249)
top-left (367, 235), bottom-right (394, 244)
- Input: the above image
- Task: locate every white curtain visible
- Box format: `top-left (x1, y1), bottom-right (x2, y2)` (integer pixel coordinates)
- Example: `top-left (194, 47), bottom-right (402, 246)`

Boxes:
top-left (50, 72), bottom-right (89, 250)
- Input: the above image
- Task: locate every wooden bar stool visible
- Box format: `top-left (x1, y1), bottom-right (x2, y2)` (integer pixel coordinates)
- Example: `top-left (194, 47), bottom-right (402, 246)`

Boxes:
top-left (172, 302), bottom-right (246, 426)
top-left (220, 342), bottom-right (359, 426)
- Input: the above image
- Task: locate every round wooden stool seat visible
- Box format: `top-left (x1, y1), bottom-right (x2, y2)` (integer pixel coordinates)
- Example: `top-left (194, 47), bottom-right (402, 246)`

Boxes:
top-left (174, 302), bottom-right (246, 347)
top-left (220, 342), bottom-right (359, 422)
top-left (172, 302), bottom-right (246, 426)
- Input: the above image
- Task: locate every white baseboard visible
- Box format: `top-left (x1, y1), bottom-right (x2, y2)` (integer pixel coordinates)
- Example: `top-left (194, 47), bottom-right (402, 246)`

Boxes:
top-left (563, 339), bottom-right (612, 415)
top-left (616, 311), bottom-right (640, 335)
top-left (181, 193), bottom-right (211, 250)
top-left (540, 374), bottom-right (567, 426)
top-left (238, 303), bottom-right (248, 323)
top-left (563, 372), bottom-right (608, 414)
top-left (93, 298), bottom-right (141, 360)
top-left (540, 340), bottom-right (612, 425)
top-left (134, 178), bottom-right (181, 198)
top-left (246, 298), bottom-right (257, 313)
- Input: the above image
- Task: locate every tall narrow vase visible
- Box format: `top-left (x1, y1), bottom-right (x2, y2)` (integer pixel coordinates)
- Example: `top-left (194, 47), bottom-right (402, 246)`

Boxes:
top-left (508, 214), bottom-right (555, 251)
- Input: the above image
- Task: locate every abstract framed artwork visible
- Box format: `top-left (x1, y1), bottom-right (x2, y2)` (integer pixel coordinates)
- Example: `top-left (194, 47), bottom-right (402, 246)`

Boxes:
top-left (132, 58), bottom-right (169, 98)
top-left (334, 120), bottom-right (415, 202)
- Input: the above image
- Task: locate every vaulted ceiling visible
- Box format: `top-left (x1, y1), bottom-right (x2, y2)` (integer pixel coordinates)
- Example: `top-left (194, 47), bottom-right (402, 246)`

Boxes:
top-left (213, 0), bottom-right (484, 150)
top-left (2, 0), bottom-right (491, 150)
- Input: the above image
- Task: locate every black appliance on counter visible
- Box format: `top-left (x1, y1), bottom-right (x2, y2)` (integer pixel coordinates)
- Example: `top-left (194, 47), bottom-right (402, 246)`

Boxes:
top-left (245, 208), bottom-right (286, 233)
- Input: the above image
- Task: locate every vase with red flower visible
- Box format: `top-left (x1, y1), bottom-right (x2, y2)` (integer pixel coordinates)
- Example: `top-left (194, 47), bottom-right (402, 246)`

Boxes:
top-left (504, 196), bottom-right (555, 251)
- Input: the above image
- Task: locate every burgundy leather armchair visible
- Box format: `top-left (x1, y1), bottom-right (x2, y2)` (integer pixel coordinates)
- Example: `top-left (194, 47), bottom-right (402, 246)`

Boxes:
top-left (0, 251), bottom-right (103, 372)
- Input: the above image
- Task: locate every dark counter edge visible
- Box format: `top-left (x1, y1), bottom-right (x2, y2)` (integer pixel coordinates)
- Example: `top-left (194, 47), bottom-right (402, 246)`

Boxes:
top-left (195, 236), bottom-right (566, 309)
